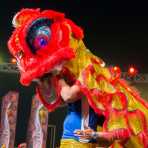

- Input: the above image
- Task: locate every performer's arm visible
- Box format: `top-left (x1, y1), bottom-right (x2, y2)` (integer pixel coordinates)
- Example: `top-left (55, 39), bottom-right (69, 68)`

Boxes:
top-left (92, 128), bottom-right (130, 141)
top-left (59, 79), bottom-right (81, 103)
top-left (74, 128), bottom-right (130, 147)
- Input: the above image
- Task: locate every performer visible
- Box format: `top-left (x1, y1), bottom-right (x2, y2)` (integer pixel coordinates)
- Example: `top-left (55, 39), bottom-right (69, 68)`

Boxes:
top-left (59, 79), bottom-right (99, 148)
top-left (59, 79), bottom-right (130, 148)
top-left (8, 9), bottom-right (148, 148)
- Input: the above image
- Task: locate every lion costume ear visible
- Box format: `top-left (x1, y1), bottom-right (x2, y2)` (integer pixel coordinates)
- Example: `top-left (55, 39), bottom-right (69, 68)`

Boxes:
top-left (41, 10), bottom-right (83, 39)
top-left (65, 19), bottom-right (84, 39)
top-left (12, 8), bottom-right (40, 28)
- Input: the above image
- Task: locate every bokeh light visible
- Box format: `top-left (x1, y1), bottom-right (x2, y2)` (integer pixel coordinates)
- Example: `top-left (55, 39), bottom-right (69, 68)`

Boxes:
top-left (128, 66), bottom-right (138, 77)
top-left (11, 58), bottom-right (17, 64)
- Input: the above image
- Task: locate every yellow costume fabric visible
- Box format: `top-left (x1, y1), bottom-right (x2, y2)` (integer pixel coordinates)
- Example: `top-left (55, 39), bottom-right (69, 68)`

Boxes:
top-left (60, 139), bottom-right (98, 148)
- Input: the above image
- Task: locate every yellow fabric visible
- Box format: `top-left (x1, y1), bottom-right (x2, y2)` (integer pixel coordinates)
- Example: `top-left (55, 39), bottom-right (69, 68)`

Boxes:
top-left (107, 112), bottom-right (128, 131)
top-left (91, 95), bottom-right (105, 111)
top-left (116, 83), bottom-right (148, 127)
top-left (65, 38), bottom-right (113, 93)
top-left (110, 141), bottom-right (123, 148)
top-left (124, 135), bottom-right (144, 148)
top-left (127, 112), bottom-right (143, 135)
top-left (64, 38), bottom-right (148, 147)
top-left (60, 139), bottom-right (98, 148)
top-left (1, 144), bottom-right (6, 148)
top-left (111, 95), bottom-right (124, 110)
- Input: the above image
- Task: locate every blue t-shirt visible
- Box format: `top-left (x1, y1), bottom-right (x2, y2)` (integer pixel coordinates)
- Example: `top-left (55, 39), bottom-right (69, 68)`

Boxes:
top-left (62, 99), bottom-right (99, 142)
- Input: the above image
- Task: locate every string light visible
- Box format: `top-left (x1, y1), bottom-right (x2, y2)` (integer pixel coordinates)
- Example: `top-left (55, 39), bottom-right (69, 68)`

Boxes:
top-left (113, 66), bottom-right (120, 72)
top-left (11, 58), bottom-right (17, 64)
top-left (128, 66), bottom-right (138, 77)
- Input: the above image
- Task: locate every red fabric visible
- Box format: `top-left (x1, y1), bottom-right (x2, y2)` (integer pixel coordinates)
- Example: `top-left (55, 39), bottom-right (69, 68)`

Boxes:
top-left (36, 76), bottom-right (62, 112)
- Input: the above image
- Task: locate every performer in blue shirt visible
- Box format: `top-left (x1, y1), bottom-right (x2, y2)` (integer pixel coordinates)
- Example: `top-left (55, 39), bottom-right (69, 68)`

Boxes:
top-left (59, 79), bottom-right (100, 148)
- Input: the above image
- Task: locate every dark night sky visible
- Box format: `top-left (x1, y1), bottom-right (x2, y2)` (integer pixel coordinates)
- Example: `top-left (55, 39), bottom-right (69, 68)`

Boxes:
top-left (1, 0), bottom-right (148, 72)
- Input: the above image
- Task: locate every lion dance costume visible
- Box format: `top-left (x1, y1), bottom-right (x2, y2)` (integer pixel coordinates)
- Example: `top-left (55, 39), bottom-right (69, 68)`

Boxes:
top-left (8, 9), bottom-right (148, 148)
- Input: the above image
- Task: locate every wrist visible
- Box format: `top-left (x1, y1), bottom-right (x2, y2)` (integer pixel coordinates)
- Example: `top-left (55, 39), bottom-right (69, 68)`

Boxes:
top-left (91, 132), bottom-right (98, 139)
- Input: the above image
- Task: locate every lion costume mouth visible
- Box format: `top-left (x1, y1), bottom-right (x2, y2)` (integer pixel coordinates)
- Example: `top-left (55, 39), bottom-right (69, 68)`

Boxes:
top-left (19, 47), bottom-right (75, 86)
top-left (35, 72), bottom-right (62, 112)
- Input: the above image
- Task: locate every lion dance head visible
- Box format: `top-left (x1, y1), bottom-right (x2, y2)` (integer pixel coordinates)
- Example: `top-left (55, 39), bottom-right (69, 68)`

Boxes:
top-left (8, 8), bottom-right (83, 86)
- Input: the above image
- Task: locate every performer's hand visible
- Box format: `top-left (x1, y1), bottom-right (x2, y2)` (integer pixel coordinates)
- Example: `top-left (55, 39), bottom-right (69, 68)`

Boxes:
top-left (74, 128), bottom-right (94, 139)
top-left (74, 129), bottom-right (120, 147)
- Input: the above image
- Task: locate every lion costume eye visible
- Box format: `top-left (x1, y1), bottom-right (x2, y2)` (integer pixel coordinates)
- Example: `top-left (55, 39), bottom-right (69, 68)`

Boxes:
top-left (26, 18), bottom-right (52, 54)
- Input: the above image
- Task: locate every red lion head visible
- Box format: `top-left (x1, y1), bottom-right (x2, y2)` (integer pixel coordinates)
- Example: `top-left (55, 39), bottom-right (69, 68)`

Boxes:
top-left (8, 8), bottom-right (83, 86)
